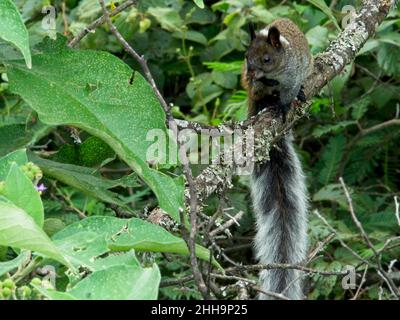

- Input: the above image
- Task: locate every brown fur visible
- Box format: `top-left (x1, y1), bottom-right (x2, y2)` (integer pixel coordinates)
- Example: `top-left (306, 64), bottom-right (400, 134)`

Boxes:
top-left (242, 18), bottom-right (312, 117)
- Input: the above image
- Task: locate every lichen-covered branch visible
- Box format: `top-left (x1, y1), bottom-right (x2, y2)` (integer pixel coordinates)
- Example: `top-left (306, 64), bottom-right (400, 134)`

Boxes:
top-left (193, 0), bottom-right (395, 201)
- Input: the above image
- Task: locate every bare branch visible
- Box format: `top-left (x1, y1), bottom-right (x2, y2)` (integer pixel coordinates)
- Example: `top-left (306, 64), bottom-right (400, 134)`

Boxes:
top-left (68, 0), bottom-right (136, 47)
top-left (226, 263), bottom-right (350, 277)
top-left (339, 177), bottom-right (400, 298)
top-left (394, 196), bottom-right (400, 227)
top-left (209, 211), bottom-right (244, 238)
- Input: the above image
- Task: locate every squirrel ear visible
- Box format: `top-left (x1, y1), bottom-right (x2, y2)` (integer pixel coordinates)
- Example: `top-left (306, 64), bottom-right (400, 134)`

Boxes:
top-left (267, 26), bottom-right (281, 48)
top-left (249, 23), bottom-right (256, 41)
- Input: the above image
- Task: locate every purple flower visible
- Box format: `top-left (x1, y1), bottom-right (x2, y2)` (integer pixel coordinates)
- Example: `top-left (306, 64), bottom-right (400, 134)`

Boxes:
top-left (36, 183), bottom-right (47, 192)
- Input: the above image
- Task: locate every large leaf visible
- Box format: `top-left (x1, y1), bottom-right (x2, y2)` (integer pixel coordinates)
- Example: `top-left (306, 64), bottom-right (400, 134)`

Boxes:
top-left (0, 250), bottom-right (30, 277)
top-left (313, 184), bottom-right (347, 209)
top-left (28, 152), bottom-right (137, 210)
top-left (0, 0), bottom-right (31, 68)
top-left (305, 0), bottom-right (340, 31)
top-left (69, 264), bottom-right (160, 300)
top-left (0, 149), bottom-right (28, 180)
top-left (37, 264), bottom-right (161, 300)
top-left (193, 0), bottom-right (205, 9)
top-left (53, 216), bottom-right (221, 269)
top-left (7, 40), bottom-right (184, 221)
top-left (148, 7), bottom-right (183, 32)
top-left (0, 201), bottom-right (69, 266)
top-left (3, 163), bottom-right (44, 227)
top-left (0, 120), bottom-right (51, 157)
top-left (317, 135), bottom-right (346, 185)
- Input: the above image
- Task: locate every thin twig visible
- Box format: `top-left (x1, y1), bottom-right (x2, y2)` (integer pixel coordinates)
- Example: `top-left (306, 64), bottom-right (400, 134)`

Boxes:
top-left (68, 0), bottom-right (136, 47)
top-left (352, 266), bottom-right (369, 300)
top-left (394, 196), bottom-right (400, 227)
top-left (226, 263), bottom-right (350, 276)
top-left (209, 211), bottom-right (244, 238)
top-left (313, 209), bottom-right (368, 264)
top-left (339, 177), bottom-right (400, 299)
top-left (253, 287), bottom-right (290, 300)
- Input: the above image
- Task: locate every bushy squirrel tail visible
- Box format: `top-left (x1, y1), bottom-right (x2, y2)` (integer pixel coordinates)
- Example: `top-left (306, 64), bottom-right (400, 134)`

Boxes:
top-left (251, 133), bottom-right (308, 299)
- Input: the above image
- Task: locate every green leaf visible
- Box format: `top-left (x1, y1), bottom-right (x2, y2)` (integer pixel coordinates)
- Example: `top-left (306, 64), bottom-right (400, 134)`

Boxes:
top-left (377, 43), bottom-right (400, 76)
top-left (357, 39), bottom-right (380, 56)
top-left (0, 251), bottom-right (30, 277)
top-left (249, 5), bottom-right (275, 24)
top-left (54, 231), bottom-right (109, 271)
top-left (211, 70), bottom-right (237, 89)
top-left (53, 216), bottom-right (222, 270)
top-left (7, 41), bottom-right (184, 221)
top-left (193, 0), bottom-right (205, 9)
top-left (306, 26), bottom-right (329, 54)
top-left (377, 32), bottom-right (400, 48)
top-left (0, 149), bottom-right (28, 180)
top-left (91, 250), bottom-right (141, 271)
top-left (148, 7), bottom-right (183, 32)
top-left (0, 0), bottom-right (31, 68)
top-left (312, 121), bottom-right (356, 138)
top-left (313, 184), bottom-right (347, 209)
top-left (28, 152), bottom-right (137, 211)
top-left (32, 285), bottom-right (77, 300)
top-left (0, 119), bottom-right (50, 157)
top-left (317, 135), bottom-right (346, 185)
top-left (305, 0), bottom-right (340, 31)
top-left (350, 96), bottom-right (371, 120)
top-left (0, 201), bottom-right (69, 266)
top-left (2, 163), bottom-right (44, 227)
top-left (68, 264), bottom-right (160, 300)
top-left (172, 30), bottom-right (208, 45)
top-left (204, 61), bottom-right (243, 74)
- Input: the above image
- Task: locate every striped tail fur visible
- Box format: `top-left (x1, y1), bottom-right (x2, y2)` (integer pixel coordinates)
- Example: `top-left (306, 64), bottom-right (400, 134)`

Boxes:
top-left (250, 132), bottom-right (308, 299)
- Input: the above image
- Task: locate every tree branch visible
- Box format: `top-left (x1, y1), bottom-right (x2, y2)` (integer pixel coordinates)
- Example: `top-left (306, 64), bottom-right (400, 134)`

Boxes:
top-left (68, 0), bottom-right (136, 48)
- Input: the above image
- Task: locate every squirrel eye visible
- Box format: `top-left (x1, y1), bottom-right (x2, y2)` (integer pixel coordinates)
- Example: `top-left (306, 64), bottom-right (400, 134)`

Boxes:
top-left (263, 54), bottom-right (271, 63)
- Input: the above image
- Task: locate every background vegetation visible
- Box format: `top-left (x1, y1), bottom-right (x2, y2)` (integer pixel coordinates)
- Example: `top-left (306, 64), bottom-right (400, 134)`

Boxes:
top-left (0, 0), bottom-right (399, 300)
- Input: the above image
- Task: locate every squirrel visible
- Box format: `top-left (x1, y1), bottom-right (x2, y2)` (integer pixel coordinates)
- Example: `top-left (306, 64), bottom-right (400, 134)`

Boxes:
top-left (241, 18), bottom-right (312, 299)
top-left (242, 18), bottom-right (312, 118)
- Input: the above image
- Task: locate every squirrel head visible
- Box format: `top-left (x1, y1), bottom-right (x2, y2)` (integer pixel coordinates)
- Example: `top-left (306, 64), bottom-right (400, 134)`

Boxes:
top-left (245, 25), bottom-right (289, 84)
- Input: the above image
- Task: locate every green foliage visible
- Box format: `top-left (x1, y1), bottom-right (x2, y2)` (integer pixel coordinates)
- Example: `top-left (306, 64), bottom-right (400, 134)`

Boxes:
top-left (0, 251), bottom-right (29, 277)
top-left (2, 162), bottom-right (44, 226)
top-left (0, 201), bottom-right (69, 266)
top-left (53, 216), bottom-right (220, 269)
top-left (0, 0), bottom-right (31, 68)
top-left (7, 38), bottom-right (184, 221)
top-left (316, 135), bottom-right (345, 185)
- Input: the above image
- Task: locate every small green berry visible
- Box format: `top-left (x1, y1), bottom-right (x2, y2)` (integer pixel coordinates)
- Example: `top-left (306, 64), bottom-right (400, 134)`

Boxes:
top-left (2, 287), bottom-right (11, 299)
top-left (19, 286), bottom-right (32, 298)
top-left (139, 18), bottom-right (151, 33)
top-left (30, 277), bottom-right (42, 286)
top-left (3, 278), bottom-right (15, 290)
